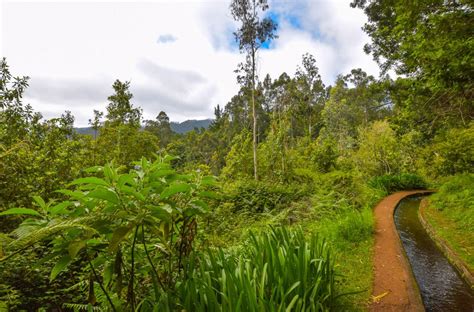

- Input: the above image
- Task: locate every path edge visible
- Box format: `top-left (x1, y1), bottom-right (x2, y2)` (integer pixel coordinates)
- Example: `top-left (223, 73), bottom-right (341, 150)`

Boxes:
top-left (370, 190), bottom-right (433, 312)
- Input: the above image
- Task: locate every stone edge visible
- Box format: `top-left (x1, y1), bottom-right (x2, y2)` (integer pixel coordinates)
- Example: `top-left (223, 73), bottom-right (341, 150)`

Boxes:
top-left (418, 197), bottom-right (474, 289)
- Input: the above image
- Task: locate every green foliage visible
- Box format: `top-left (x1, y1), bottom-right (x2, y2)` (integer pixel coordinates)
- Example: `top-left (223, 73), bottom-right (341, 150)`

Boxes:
top-left (0, 243), bottom-right (84, 311)
top-left (1, 156), bottom-right (216, 310)
top-left (426, 174), bottom-right (474, 268)
top-left (352, 1), bottom-right (473, 132)
top-left (305, 137), bottom-right (339, 173)
top-left (353, 120), bottom-right (400, 176)
top-left (228, 180), bottom-right (306, 213)
top-left (336, 208), bottom-right (373, 243)
top-left (176, 227), bottom-right (336, 311)
top-left (94, 124), bottom-right (159, 166)
top-left (320, 71), bottom-right (391, 153)
top-left (352, 0), bottom-right (473, 89)
top-left (1, 0), bottom-right (472, 306)
top-left (105, 80), bottom-right (142, 128)
top-left (221, 130), bottom-right (254, 180)
top-left (430, 174), bottom-right (474, 214)
top-left (420, 124), bottom-right (474, 178)
top-left (231, 0), bottom-right (278, 180)
top-left (368, 173), bottom-right (427, 194)
top-left (145, 111), bottom-right (175, 148)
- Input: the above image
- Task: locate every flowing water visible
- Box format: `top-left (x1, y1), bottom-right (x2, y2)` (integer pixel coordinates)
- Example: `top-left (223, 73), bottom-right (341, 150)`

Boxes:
top-left (394, 196), bottom-right (474, 311)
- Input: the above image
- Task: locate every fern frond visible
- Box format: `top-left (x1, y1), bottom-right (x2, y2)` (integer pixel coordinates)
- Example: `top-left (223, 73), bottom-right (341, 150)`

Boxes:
top-left (8, 216), bottom-right (99, 251)
top-left (63, 303), bottom-right (103, 312)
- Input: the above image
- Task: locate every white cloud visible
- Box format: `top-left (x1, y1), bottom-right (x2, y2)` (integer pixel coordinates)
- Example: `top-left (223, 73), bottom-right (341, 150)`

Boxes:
top-left (1, 0), bottom-right (378, 126)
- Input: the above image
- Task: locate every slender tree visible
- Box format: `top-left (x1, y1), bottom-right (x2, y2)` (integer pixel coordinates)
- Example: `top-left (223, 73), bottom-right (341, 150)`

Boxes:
top-left (295, 53), bottom-right (326, 137)
top-left (106, 80), bottom-right (142, 127)
top-left (88, 109), bottom-right (103, 139)
top-left (230, 0), bottom-right (277, 180)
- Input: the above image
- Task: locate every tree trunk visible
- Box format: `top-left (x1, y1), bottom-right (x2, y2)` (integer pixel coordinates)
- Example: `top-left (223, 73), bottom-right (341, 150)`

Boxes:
top-left (251, 49), bottom-right (258, 181)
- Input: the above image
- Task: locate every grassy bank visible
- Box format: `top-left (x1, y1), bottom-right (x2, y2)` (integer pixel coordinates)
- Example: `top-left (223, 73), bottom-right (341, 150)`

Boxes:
top-left (425, 174), bottom-right (474, 271)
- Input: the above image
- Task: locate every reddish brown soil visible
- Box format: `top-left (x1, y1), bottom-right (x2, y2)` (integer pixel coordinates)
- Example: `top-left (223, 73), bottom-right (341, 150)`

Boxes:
top-left (370, 191), bottom-right (432, 312)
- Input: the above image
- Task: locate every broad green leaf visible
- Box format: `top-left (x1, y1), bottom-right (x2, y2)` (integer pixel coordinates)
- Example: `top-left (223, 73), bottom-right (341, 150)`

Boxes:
top-left (103, 164), bottom-right (115, 182)
top-left (118, 174), bottom-right (136, 187)
top-left (163, 154), bottom-right (179, 162)
top-left (49, 201), bottom-right (71, 215)
top-left (0, 208), bottom-right (41, 217)
top-left (103, 262), bottom-right (114, 287)
top-left (92, 255), bottom-right (106, 267)
top-left (191, 199), bottom-right (208, 209)
top-left (50, 254), bottom-right (72, 281)
top-left (32, 196), bottom-right (46, 209)
top-left (160, 183), bottom-right (191, 199)
top-left (201, 176), bottom-right (217, 186)
top-left (149, 205), bottom-right (173, 222)
top-left (56, 189), bottom-right (85, 199)
top-left (68, 240), bottom-right (86, 258)
top-left (87, 187), bottom-right (119, 204)
top-left (109, 225), bottom-right (134, 252)
top-left (70, 177), bottom-right (109, 187)
top-left (151, 169), bottom-right (175, 179)
top-left (119, 185), bottom-right (145, 201)
top-left (84, 166), bottom-right (102, 173)
top-left (198, 191), bottom-right (219, 199)
top-left (149, 182), bottom-right (165, 193)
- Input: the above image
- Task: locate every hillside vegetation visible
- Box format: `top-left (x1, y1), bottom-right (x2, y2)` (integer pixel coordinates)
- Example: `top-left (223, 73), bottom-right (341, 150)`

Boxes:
top-left (0, 0), bottom-right (472, 311)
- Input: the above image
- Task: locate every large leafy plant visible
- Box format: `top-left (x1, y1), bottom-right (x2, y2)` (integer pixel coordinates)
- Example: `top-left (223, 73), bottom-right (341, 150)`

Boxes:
top-left (0, 155), bottom-right (216, 310)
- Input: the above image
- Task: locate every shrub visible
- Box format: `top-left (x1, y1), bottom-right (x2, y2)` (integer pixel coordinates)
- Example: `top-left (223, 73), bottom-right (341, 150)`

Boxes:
top-left (353, 121), bottom-right (403, 177)
top-left (420, 124), bottom-right (474, 177)
top-left (228, 181), bottom-right (307, 213)
top-left (368, 173), bottom-right (427, 194)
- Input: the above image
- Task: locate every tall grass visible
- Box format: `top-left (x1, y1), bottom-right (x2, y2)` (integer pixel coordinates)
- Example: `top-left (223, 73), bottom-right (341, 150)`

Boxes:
top-left (144, 227), bottom-right (336, 311)
top-left (336, 208), bottom-right (373, 243)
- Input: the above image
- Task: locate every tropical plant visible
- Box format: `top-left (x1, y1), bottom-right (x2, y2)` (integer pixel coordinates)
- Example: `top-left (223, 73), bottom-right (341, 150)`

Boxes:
top-left (0, 155), bottom-right (216, 310)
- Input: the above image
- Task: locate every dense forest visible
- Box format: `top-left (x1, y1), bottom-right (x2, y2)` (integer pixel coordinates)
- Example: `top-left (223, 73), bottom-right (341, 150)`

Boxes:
top-left (0, 0), bottom-right (472, 311)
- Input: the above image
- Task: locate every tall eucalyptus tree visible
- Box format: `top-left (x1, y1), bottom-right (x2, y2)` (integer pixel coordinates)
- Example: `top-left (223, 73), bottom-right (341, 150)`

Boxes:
top-left (230, 0), bottom-right (277, 180)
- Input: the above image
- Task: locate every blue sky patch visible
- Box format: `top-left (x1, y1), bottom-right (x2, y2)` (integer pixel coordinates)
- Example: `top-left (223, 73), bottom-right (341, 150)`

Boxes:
top-left (157, 34), bottom-right (177, 44)
top-left (266, 11), bottom-right (302, 31)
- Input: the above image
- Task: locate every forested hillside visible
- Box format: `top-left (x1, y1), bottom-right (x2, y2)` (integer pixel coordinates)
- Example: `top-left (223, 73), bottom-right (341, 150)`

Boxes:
top-left (75, 119), bottom-right (213, 136)
top-left (0, 0), bottom-right (472, 311)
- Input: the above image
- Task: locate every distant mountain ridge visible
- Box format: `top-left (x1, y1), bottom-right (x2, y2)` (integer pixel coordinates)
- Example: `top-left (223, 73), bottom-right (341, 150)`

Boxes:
top-left (170, 119), bottom-right (213, 133)
top-left (74, 118), bottom-right (213, 135)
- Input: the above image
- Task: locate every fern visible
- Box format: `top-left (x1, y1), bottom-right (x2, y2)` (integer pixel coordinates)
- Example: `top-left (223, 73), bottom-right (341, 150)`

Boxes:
top-left (7, 216), bottom-right (99, 251)
top-left (63, 303), bottom-right (104, 312)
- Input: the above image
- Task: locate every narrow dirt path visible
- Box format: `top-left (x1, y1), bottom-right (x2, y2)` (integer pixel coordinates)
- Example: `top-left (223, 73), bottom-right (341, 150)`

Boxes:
top-left (370, 191), bottom-right (432, 312)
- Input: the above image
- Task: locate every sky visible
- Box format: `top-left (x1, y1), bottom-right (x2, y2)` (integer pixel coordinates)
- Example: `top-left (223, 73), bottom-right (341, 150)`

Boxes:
top-left (1, 0), bottom-right (379, 127)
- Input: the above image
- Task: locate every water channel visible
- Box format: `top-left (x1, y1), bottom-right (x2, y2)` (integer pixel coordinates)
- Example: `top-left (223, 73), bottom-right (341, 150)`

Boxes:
top-left (394, 196), bottom-right (473, 311)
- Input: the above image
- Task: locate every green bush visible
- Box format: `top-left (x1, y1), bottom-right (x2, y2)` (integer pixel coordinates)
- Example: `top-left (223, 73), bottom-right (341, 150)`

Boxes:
top-left (420, 124), bottom-right (474, 177)
top-left (368, 173), bottom-right (427, 194)
top-left (228, 181), bottom-right (307, 213)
